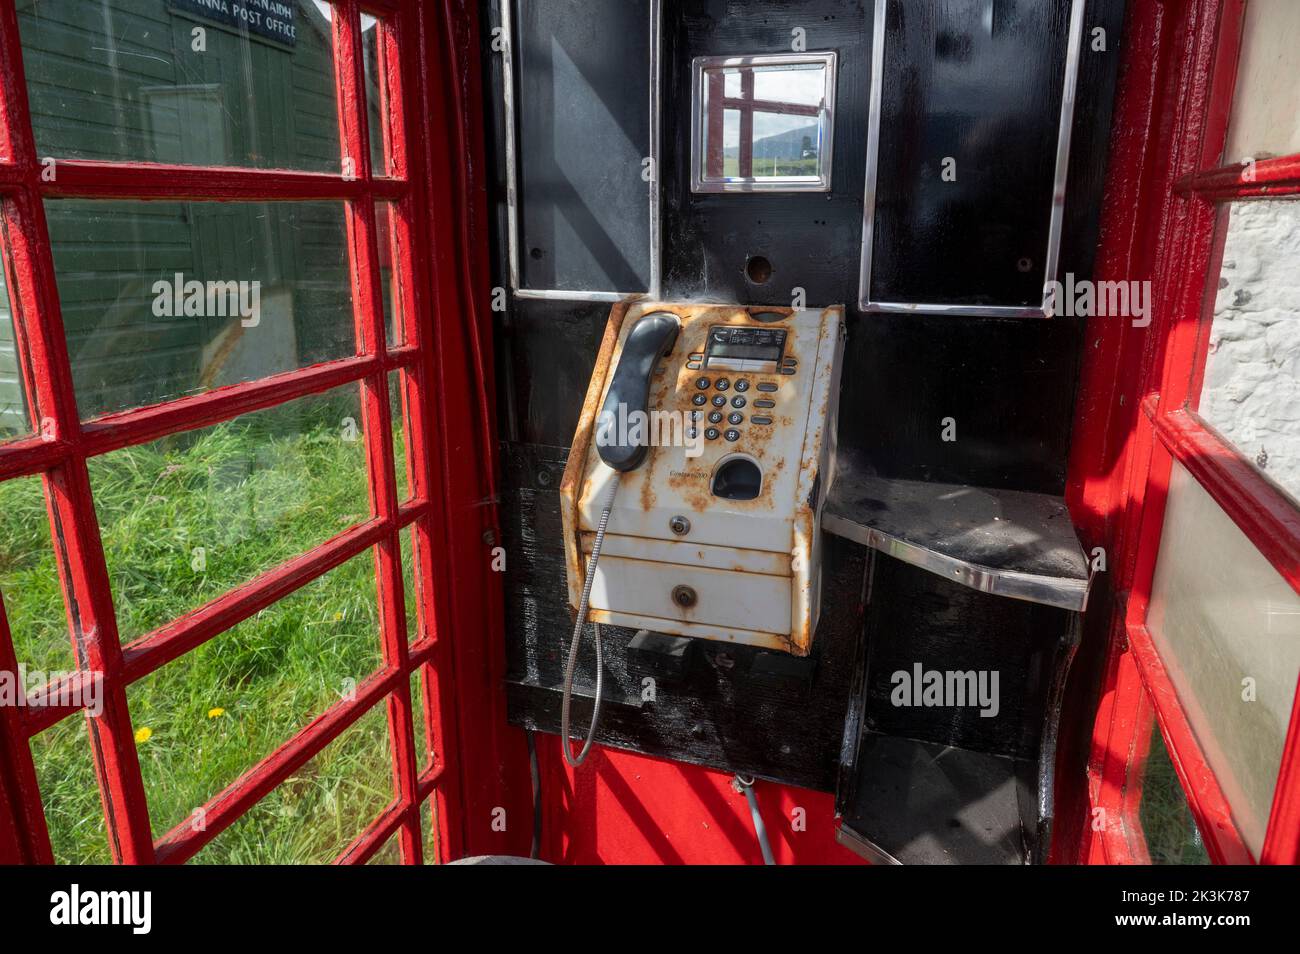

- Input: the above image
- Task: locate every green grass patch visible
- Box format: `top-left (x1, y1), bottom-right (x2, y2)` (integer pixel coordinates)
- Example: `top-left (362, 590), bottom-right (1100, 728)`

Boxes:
top-left (0, 387), bottom-right (414, 863)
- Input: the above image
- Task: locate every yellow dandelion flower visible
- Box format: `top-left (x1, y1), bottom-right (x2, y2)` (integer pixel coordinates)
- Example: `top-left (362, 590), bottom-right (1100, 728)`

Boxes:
top-left (134, 727), bottom-right (153, 744)
top-left (332, 611), bottom-right (344, 622)
top-left (207, 707), bottom-right (225, 719)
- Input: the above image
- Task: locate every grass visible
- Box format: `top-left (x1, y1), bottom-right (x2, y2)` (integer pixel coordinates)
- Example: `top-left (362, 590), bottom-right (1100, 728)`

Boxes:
top-left (0, 383), bottom-right (428, 864)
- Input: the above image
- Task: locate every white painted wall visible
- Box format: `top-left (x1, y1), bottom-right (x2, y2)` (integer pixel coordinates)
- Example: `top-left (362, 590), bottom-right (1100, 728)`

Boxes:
top-left (1200, 200), bottom-right (1300, 503)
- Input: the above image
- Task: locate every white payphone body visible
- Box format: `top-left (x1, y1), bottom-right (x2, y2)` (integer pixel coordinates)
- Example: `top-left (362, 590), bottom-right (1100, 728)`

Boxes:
top-left (560, 302), bottom-right (845, 660)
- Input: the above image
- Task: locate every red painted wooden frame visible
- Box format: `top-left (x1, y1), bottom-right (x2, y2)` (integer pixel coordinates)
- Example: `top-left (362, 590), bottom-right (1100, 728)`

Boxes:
top-left (1073, 0), bottom-right (1300, 866)
top-left (0, 0), bottom-right (473, 864)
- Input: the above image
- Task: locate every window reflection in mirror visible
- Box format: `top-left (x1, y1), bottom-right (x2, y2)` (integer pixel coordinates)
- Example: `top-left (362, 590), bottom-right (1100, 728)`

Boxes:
top-left (692, 53), bottom-right (836, 193)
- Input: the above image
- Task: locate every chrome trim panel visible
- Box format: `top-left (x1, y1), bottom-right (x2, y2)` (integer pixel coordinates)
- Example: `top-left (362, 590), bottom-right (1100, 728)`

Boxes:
top-left (857, 0), bottom-right (1088, 319)
top-left (690, 51), bottom-right (838, 194)
top-left (500, 0), bottom-right (662, 299)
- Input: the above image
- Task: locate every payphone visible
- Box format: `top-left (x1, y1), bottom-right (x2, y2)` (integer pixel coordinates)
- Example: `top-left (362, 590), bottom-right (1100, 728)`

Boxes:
top-left (558, 301), bottom-right (845, 764)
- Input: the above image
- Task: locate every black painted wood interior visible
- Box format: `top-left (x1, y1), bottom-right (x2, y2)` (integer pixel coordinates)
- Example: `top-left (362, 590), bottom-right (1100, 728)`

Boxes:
top-left (482, 0), bottom-right (1127, 825)
top-left (512, 0), bottom-right (653, 293)
top-left (869, 0), bottom-right (1074, 308)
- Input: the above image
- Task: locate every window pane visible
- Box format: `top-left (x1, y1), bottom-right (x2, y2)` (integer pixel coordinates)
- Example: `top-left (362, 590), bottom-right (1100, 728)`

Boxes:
top-left (362, 14), bottom-right (392, 176)
top-left (46, 199), bottom-right (355, 420)
top-left (367, 832), bottom-right (401, 864)
top-left (389, 370), bottom-right (410, 502)
top-left (1198, 199), bottom-right (1300, 505)
top-left (1222, 0), bottom-right (1300, 165)
top-left (18, 0), bottom-right (341, 171)
top-left (423, 794), bottom-right (440, 864)
top-left (90, 384), bottom-right (369, 643)
top-left (1131, 721), bottom-right (1210, 865)
top-left (0, 475), bottom-right (74, 674)
top-left (401, 525), bottom-right (419, 643)
top-left (127, 547), bottom-right (383, 840)
top-left (31, 714), bottom-right (113, 864)
top-left (377, 201), bottom-right (406, 347)
top-left (409, 665), bottom-right (432, 773)
top-left (1146, 460), bottom-right (1300, 857)
top-left (0, 242), bottom-right (32, 442)
top-left (192, 701), bottom-right (393, 864)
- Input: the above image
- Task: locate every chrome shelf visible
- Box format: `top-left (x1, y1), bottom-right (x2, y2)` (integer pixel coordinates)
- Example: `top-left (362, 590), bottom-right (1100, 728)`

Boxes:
top-left (822, 449), bottom-right (1092, 612)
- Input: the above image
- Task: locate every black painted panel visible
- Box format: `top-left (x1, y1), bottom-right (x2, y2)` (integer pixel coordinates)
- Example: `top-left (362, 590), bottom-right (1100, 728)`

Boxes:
top-left (513, 0), bottom-right (652, 292)
top-left (661, 0), bottom-right (870, 305)
top-left (869, 0), bottom-right (1073, 308)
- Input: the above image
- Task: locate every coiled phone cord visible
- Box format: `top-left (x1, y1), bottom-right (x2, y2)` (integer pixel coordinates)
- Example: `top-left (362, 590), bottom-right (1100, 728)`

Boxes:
top-left (561, 472), bottom-right (621, 767)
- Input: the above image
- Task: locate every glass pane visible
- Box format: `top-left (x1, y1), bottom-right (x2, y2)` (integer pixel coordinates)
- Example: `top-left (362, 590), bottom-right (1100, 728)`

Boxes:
top-left (0, 242), bottom-right (32, 442)
top-left (31, 714), bottom-right (113, 864)
top-left (1132, 721), bottom-right (1210, 865)
top-left (128, 547), bottom-right (383, 839)
top-left (389, 370), bottom-right (410, 502)
top-left (192, 701), bottom-right (393, 864)
top-left (367, 832), bottom-right (401, 865)
top-left (1222, 0), bottom-right (1300, 165)
top-left (1146, 460), bottom-right (1300, 857)
top-left (45, 199), bottom-right (355, 419)
top-left (423, 794), bottom-right (440, 864)
top-left (401, 525), bottom-right (419, 643)
top-left (0, 475), bottom-right (74, 674)
top-left (18, 0), bottom-right (340, 171)
top-left (377, 201), bottom-right (406, 347)
top-left (696, 56), bottom-right (833, 191)
top-left (90, 383), bottom-right (369, 643)
top-left (409, 664), bottom-right (432, 773)
top-left (1198, 199), bottom-right (1300, 504)
top-left (361, 14), bottom-right (392, 176)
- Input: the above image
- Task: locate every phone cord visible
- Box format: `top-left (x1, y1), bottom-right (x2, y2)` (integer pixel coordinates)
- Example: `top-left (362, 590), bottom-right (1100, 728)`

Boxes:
top-left (561, 473), bottom-right (620, 768)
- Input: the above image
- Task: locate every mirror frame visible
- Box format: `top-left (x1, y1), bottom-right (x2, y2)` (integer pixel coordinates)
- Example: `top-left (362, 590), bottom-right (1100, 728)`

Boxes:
top-left (690, 52), bottom-right (837, 194)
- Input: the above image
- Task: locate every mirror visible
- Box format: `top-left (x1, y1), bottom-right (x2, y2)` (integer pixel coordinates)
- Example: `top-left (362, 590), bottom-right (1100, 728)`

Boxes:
top-left (691, 53), bottom-right (837, 193)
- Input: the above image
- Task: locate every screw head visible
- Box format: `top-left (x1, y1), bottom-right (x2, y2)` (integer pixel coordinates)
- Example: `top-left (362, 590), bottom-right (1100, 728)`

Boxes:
top-left (671, 585), bottom-right (697, 609)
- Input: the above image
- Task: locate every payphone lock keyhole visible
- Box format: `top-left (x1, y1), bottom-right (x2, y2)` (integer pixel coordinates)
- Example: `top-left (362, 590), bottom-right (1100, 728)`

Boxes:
top-left (672, 585), bottom-right (698, 609)
top-left (669, 515), bottom-right (691, 536)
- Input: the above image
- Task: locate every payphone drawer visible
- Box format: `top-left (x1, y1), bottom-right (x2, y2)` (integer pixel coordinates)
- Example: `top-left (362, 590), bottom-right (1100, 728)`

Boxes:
top-left (587, 554), bottom-right (793, 638)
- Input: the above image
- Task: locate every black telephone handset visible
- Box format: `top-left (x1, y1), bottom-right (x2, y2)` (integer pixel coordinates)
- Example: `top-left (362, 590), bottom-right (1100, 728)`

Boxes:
top-left (596, 311), bottom-right (680, 472)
